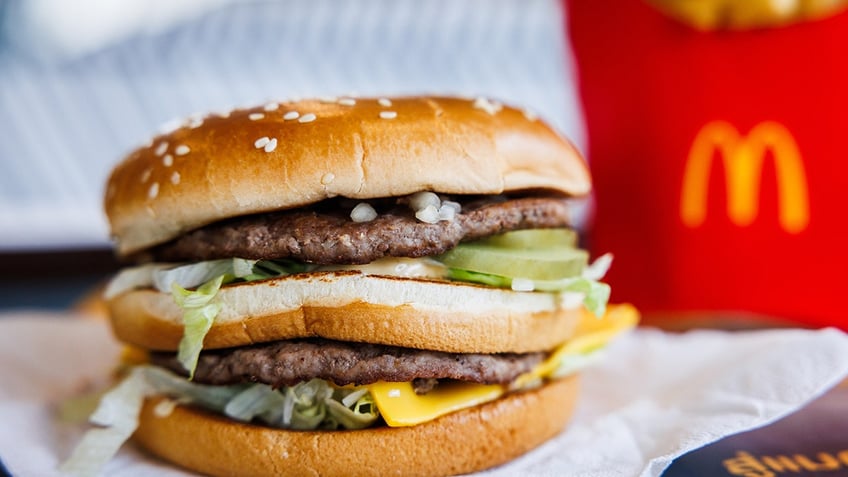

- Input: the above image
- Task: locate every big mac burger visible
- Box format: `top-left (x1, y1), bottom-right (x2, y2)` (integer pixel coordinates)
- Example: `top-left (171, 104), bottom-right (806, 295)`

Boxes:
top-left (64, 96), bottom-right (637, 476)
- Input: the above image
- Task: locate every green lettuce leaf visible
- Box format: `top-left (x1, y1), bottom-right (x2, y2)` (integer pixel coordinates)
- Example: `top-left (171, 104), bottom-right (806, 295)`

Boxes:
top-left (62, 366), bottom-right (379, 477)
top-left (172, 275), bottom-right (225, 378)
top-left (535, 277), bottom-right (611, 317)
top-left (60, 367), bottom-right (153, 477)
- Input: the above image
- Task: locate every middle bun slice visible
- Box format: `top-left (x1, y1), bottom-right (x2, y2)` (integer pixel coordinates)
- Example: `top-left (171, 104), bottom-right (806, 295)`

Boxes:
top-left (109, 271), bottom-right (583, 353)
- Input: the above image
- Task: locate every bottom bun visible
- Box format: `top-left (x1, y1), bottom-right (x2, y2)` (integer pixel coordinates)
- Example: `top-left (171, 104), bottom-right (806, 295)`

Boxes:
top-left (134, 375), bottom-right (580, 477)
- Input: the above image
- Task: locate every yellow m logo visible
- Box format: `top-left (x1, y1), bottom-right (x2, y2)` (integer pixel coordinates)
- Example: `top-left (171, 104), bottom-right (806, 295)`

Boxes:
top-left (680, 120), bottom-right (810, 233)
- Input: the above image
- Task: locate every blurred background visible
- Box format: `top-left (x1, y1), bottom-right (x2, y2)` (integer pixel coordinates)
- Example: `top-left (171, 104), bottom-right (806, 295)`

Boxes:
top-left (1, 0), bottom-right (846, 331)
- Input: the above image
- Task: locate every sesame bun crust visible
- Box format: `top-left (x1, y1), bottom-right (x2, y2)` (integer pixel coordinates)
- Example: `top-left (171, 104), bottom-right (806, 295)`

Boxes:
top-left (134, 374), bottom-right (579, 477)
top-left (106, 96), bottom-right (590, 256)
top-left (108, 272), bottom-right (582, 353)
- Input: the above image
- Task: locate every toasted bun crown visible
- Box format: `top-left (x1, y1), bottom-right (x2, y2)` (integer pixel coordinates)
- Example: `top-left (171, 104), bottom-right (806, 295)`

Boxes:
top-left (105, 96), bottom-right (590, 256)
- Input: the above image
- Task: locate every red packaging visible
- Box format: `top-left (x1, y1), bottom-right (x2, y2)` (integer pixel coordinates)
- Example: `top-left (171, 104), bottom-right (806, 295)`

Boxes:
top-left (567, 0), bottom-right (848, 329)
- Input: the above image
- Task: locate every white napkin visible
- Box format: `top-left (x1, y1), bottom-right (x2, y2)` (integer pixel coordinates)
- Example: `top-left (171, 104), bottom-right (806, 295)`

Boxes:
top-left (1, 312), bottom-right (846, 477)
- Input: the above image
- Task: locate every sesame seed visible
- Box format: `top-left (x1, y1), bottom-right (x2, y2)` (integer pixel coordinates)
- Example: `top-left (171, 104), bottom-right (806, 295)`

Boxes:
top-left (154, 142), bottom-right (168, 156)
top-left (187, 115), bottom-right (204, 128)
top-left (148, 182), bottom-right (159, 199)
top-left (140, 168), bottom-right (152, 183)
top-left (378, 98), bottom-right (392, 107)
top-left (319, 96), bottom-right (338, 103)
top-left (158, 118), bottom-right (182, 135)
top-left (264, 138), bottom-right (278, 153)
top-left (522, 108), bottom-right (538, 121)
top-left (163, 154), bottom-right (173, 167)
top-left (264, 102), bottom-right (279, 111)
top-left (171, 172), bottom-right (181, 185)
top-left (283, 111), bottom-right (300, 120)
top-left (379, 111), bottom-right (397, 119)
top-left (175, 145), bottom-right (190, 156)
top-left (321, 172), bottom-right (335, 185)
top-left (254, 137), bottom-right (271, 148)
top-left (299, 113), bottom-right (316, 123)
top-left (338, 98), bottom-right (356, 106)
top-left (249, 113), bottom-right (265, 121)
top-left (472, 97), bottom-right (502, 115)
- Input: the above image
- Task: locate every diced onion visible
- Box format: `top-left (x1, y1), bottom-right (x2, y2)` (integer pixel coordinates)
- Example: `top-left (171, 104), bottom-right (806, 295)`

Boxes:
top-left (415, 204), bottom-right (440, 224)
top-left (350, 202), bottom-right (378, 222)
top-left (438, 204), bottom-right (456, 221)
top-left (409, 191), bottom-right (440, 211)
top-left (441, 200), bottom-right (461, 213)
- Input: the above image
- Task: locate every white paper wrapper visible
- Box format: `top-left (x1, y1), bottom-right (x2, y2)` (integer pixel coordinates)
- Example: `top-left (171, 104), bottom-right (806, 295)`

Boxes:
top-left (1, 312), bottom-right (846, 477)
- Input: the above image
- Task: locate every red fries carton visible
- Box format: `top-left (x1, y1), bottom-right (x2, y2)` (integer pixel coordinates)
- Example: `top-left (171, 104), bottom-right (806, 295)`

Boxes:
top-left (567, 0), bottom-right (848, 329)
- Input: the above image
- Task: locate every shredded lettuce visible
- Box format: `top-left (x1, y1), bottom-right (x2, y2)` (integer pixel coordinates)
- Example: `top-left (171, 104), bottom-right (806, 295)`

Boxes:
top-left (225, 383), bottom-right (286, 422)
top-left (232, 258), bottom-right (258, 278)
top-left (172, 275), bottom-right (225, 378)
top-left (582, 252), bottom-right (613, 281)
top-left (103, 264), bottom-right (170, 299)
top-left (62, 366), bottom-right (379, 476)
top-left (60, 367), bottom-right (153, 477)
top-left (550, 347), bottom-right (607, 378)
top-left (153, 259), bottom-right (234, 293)
top-left (535, 277), bottom-right (611, 317)
top-left (105, 258), bottom-right (316, 298)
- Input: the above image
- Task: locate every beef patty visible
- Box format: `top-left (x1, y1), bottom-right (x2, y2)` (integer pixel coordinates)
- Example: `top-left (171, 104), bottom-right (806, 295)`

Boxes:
top-left (149, 196), bottom-right (571, 264)
top-left (150, 338), bottom-right (546, 389)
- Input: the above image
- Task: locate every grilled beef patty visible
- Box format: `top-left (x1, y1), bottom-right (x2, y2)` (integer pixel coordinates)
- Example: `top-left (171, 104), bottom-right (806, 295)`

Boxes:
top-left (149, 196), bottom-right (571, 264)
top-left (151, 338), bottom-right (546, 389)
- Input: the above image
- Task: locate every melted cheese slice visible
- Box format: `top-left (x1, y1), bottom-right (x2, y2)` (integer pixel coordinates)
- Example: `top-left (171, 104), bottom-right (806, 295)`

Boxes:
top-left (369, 303), bottom-right (639, 427)
top-left (368, 381), bottom-right (504, 427)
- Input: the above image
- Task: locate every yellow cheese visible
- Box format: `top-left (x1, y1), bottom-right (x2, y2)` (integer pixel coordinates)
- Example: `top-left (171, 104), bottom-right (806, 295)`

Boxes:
top-left (369, 381), bottom-right (504, 427)
top-left (120, 345), bottom-right (150, 366)
top-left (368, 303), bottom-right (639, 427)
top-left (514, 303), bottom-right (640, 387)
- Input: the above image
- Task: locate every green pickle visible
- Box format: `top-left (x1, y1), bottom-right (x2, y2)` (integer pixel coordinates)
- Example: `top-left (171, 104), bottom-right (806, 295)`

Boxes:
top-left (479, 228), bottom-right (578, 249)
top-left (439, 229), bottom-right (588, 281)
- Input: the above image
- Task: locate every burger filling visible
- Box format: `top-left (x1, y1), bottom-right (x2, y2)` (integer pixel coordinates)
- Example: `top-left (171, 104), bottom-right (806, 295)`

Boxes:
top-left (64, 194), bottom-right (632, 474)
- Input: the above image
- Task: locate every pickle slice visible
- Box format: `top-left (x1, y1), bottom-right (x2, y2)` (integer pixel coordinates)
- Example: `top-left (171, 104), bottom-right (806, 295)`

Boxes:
top-left (438, 243), bottom-right (588, 281)
top-left (480, 228), bottom-right (578, 249)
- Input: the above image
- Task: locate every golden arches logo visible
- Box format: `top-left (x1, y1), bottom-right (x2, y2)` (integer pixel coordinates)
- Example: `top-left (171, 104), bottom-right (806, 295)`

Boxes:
top-left (680, 120), bottom-right (810, 233)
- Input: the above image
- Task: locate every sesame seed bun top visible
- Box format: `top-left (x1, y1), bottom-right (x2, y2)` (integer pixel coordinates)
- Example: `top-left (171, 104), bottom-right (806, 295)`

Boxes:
top-left (104, 96), bottom-right (591, 257)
